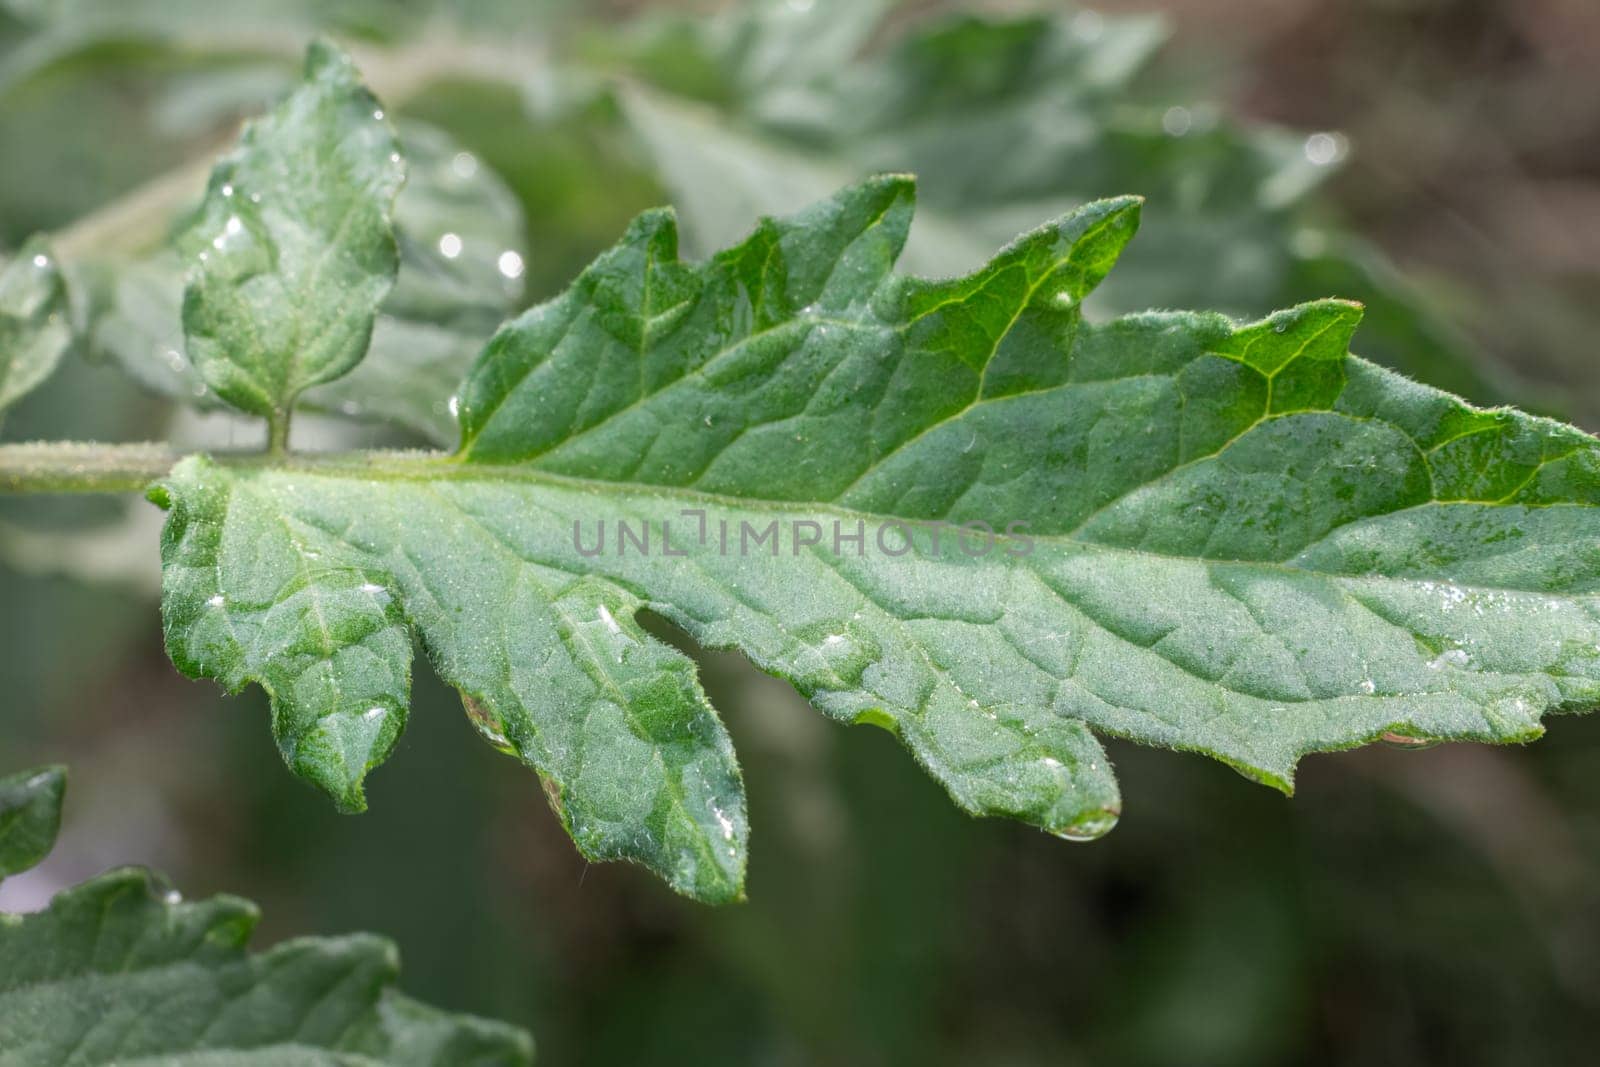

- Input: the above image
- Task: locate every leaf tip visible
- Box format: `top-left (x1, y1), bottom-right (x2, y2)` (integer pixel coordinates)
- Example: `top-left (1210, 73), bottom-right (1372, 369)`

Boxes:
top-left (303, 35), bottom-right (360, 82)
top-left (282, 705), bottom-right (409, 816)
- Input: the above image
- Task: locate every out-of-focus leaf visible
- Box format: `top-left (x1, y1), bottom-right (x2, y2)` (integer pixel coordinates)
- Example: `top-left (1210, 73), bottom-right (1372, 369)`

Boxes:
top-left (600, 4), bottom-right (1512, 408)
top-left (0, 237), bottom-right (69, 425)
top-left (0, 763), bottom-right (63, 880)
top-left (79, 119), bottom-right (525, 444)
top-left (306, 121), bottom-right (526, 443)
top-left (176, 39), bottom-right (403, 431)
top-left (0, 763), bottom-right (534, 1064)
top-left (45, 100), bottom-right (517, 438)
top-left (153, 179), bottom-right (1600, 903)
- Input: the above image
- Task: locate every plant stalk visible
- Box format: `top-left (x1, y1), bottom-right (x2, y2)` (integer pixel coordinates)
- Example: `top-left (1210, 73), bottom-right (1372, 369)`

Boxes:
top-left (0, 443), bottom-right (182, 494)
top-left (0, 442), bottom-right (455, 494)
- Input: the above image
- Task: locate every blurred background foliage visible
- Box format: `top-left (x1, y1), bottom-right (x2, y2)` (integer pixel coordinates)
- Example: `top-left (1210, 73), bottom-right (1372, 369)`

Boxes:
top-left (1, 0), bottom-right (1599, 1063)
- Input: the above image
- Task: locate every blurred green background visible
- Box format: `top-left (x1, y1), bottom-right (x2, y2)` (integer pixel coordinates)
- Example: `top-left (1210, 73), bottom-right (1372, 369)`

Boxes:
top-left (2, 1), bottom-right (1599, 1063)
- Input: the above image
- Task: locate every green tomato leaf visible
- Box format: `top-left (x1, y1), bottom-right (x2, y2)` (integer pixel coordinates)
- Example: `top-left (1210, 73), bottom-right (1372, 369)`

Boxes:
top-left (177, 39), bottom-right (404, 432)
top-left (153, 455), bottom-right (748, 901)
top-left (0, 836), bottom-right (532, 1064)
top-left (0, 237), bottom-right (70, 425)
top-left (153, 178), bottom-right (1600, 903)
top-left (304, 122), bottom-right (527, 443)
top-left (0, 763), bottom-right (64, 880)
top-left (602, 3), bottom-right (1514, 412)
top-left (82, 121), bottom-right (523, 444)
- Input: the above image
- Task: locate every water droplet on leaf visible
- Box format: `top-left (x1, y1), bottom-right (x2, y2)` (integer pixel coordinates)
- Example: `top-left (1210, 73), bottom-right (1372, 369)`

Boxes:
top-left (1055, 808), bottom-right (1119, 842)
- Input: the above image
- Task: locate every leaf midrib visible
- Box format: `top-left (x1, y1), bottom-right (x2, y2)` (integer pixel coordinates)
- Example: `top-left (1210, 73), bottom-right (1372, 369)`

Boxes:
top-left (214, 450), bottom-right (1599, 599)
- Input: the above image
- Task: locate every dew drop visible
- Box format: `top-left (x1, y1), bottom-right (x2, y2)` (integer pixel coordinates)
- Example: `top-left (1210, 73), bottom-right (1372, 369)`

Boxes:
top-left (363, 706), bottom-right (386, 721)
top-left (451, 151), bottom-right (478, 179)
top-left (796, 621), bottom-right (880, 686)
top-left (438, 232), bottom-right (463, 259)
top-left (31, 253), bottom-right (50, 269)
top-left (1304, 131), bottom-right (1348, 166)
top-left (497, 250), bottom-right (525, 280)
top-left (447, 394), bottom-right (461, 418)
top-left (207, 594), bottom-right (226, 608)
top-left (162, 889), bottom-right (183, 905)
top-left (1162, 106), bottom-right (1193, 137)
top-left (1054, 808), bottom-right (1119, 842)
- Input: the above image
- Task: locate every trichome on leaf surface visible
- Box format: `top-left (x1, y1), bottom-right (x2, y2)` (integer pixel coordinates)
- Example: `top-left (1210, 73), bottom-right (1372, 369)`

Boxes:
top-left (1, 40), bottom-right (1598, 907)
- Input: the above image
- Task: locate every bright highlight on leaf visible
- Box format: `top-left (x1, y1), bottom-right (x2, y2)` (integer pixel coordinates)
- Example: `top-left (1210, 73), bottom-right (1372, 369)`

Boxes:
top-left (0, 764), bottom-right (534, 1064)
top-left (148, 42), bottom-right (1600, 905)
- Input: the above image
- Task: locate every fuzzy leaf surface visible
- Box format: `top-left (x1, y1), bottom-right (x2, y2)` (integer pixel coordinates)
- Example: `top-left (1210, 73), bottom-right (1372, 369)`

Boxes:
top-left (154, 178), bottom-right (1600, 902)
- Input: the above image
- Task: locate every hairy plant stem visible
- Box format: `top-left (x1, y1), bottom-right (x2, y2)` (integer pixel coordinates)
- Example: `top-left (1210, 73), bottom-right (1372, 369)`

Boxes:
top-left (0, 442), bottom-right (453, 494)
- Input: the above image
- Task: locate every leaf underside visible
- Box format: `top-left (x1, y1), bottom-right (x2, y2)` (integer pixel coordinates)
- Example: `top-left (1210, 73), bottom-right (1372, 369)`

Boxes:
top-left (154, 175), bottom-right (1600, 903)
top-left (0, 765), bottom-right (533, 1065)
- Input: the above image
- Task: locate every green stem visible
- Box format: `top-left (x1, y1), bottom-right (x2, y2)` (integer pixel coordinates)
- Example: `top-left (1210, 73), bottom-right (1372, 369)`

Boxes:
top-left (267, 411), bottom-right (292, 457)
top-left (0, 442), bottom-right (181, 493)
top-left (0, 442), bottom-right (454, 494)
